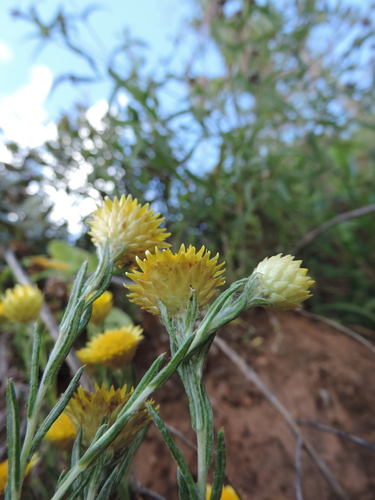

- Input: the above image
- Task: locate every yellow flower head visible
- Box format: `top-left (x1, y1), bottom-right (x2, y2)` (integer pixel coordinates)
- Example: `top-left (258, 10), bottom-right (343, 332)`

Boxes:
top-left (126, 245), bottom-right (225, 317)
top-left (88, 290), bottom-right (113, 325)
top-left (76, 325), bottom-right (143, 369)
top-left (44, 413), bottom-right (77, 450)
top-left (0, 454), bottom-right (39, 495)
top-left (65, 383), bottom-right (152, 454)
top-left (0, 301), bottom-right (4, 318)
top-left (254, 254), bottom-right (314, 311)
top-left (206, 485), bottom-right (241, 500)
top-left (88, 195), bottom-right (170, 267)
top-left (2, 284), bottom-right (43, 323)
top-left (30, 256), bottom-right (70, 271)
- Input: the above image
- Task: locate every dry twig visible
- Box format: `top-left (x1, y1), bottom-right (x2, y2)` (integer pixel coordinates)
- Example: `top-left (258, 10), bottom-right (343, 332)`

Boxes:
top-left (291, 203), bottom-right (375, 254)
top-left (295, 435), bottom-right (304, 500)
top-left (213, 335), bottom-right (350, 500)
top-left (296, 419), bottom-right (375, 452)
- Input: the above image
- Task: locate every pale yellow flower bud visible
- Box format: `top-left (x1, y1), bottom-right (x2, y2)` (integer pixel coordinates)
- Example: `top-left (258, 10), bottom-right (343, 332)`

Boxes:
top-left (88, 290), bottom-right (113, 325)
top-left (2, 284), bottom-right (43, 323)
top-left (254, 254), bottom-right (314, 311)
top-left (88, 195), bottom-right (170, 267)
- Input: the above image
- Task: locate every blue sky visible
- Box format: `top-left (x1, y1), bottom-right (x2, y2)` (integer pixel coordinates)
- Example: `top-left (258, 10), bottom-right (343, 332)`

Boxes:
top-left (0, 0), bottom-right (194, 146)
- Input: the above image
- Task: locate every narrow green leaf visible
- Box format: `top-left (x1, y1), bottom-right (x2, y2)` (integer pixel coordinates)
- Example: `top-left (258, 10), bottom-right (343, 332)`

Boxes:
top-left (71, 427), bottom-right (83, 468)
top-left (195, 280), bottom-right (246, 342)
top-left (28, 324), bottom-right (42, 418)
top-left (210, 429), bottom-right (226, 500)
top-left (96, 429), bottom-right (145, 500)
top-left (121, 353), bottom-right (165, 406)
top-left (177, 468), bottom-right (193, 500)
top-left (6, 380), bottom-right (21, 496)
top-left (149, 332), bottom-right (195, 392)
top-left (184, 288), bottom-right (199, 336)
top-left (59, 260), bottom-right (88, 332)
top-left (67, 471), bottom-right (92, 500)
top-left (201, 382), bottom-right (214, 469)
top-left (29, 366), bottom-right (84, 460)
top-left (146, 404), bottom-right (199, 500)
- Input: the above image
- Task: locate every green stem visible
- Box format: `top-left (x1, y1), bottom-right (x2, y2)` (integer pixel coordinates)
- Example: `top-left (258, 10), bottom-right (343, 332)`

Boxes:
top-left (197, 428), bottom-right (208, 499)
top-left (178, 358), bottom-right (213, 500)
top-left (86, 476), bottom-right (99, 500)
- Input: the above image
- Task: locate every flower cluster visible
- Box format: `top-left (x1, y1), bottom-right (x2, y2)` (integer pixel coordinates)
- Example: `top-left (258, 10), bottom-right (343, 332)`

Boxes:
top-left (2, 284), bottom-right (43, 323)
top-left (126, 245), bottom-right (225, 317)
top-left (76, 325), bottom-right (143, 369)
top-left (88, 195), bottom-right (170, 267)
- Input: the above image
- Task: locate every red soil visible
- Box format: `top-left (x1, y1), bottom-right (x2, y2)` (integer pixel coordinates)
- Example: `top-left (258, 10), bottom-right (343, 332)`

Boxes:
top-left (133, 309), bottom-right (375, 500)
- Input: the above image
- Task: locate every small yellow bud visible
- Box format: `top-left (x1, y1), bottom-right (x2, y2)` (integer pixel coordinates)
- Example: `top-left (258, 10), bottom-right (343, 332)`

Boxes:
top-left (44, 413), bottom-right (77, 450)
top-left (88, 195), bottom-right (170, 267)
top-left (88, 290), bottom-right (113, 325)
top-left (255, 254), bottom-right (314, 311)
top-left (206, 484), bottom-right (241, 500)
top-left (2, 284), bottom-right (43, 323)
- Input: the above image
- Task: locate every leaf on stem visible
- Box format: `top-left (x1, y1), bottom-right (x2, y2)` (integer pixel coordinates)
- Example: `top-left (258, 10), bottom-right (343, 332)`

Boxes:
top-left (210, 429), bottom-right (226, 500)
top-left (6, 380), bottom-right (21, 496)
top-left (29, 366), bottom-right (84, 460)
top-left (146, 404), bottom-right (199, 500)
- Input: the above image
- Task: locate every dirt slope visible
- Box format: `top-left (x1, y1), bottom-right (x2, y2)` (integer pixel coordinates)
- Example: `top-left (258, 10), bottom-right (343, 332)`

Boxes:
top-left (134, 309), bottom-right (375, 500)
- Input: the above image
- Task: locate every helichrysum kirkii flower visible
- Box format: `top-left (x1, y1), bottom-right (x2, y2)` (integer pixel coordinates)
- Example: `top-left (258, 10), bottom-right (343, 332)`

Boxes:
top-left (206, 485), bottom-right (240, 500)
top-left (66, 383), bottom-right (152, 454)
top-left (254, 254), bottom-right (314, 310)
top-left (44, 413), bottom-right (77, 450)
top-left (76, 325), bottom-right (143, 369)
top-left (0, 454), bottom-right (39, 495)
top-left (88, 195), bottom-right (170, 267)
top-left (88, 290), bottom-right (113, 325)
top-left (126, 245), bottom-right (225, 317)
top-left (2, 284), bottom-right (43, 323)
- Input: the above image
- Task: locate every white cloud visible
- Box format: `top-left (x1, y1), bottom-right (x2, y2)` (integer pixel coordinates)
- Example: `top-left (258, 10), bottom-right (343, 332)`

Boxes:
top-left (0, 66), bottom-right (57, 150)
top-left (86, 99), bottom-right (108, 132)
top-left (0, 42), bottom-right (12, 62)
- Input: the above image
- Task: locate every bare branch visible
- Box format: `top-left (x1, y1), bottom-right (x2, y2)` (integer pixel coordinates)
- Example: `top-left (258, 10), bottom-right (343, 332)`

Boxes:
top-left (291, 203), bottom-right (375, 255)
top-left (295, 436), bottom-right (304, 500)
top-left (296, 419), bottom-right (375, 452)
